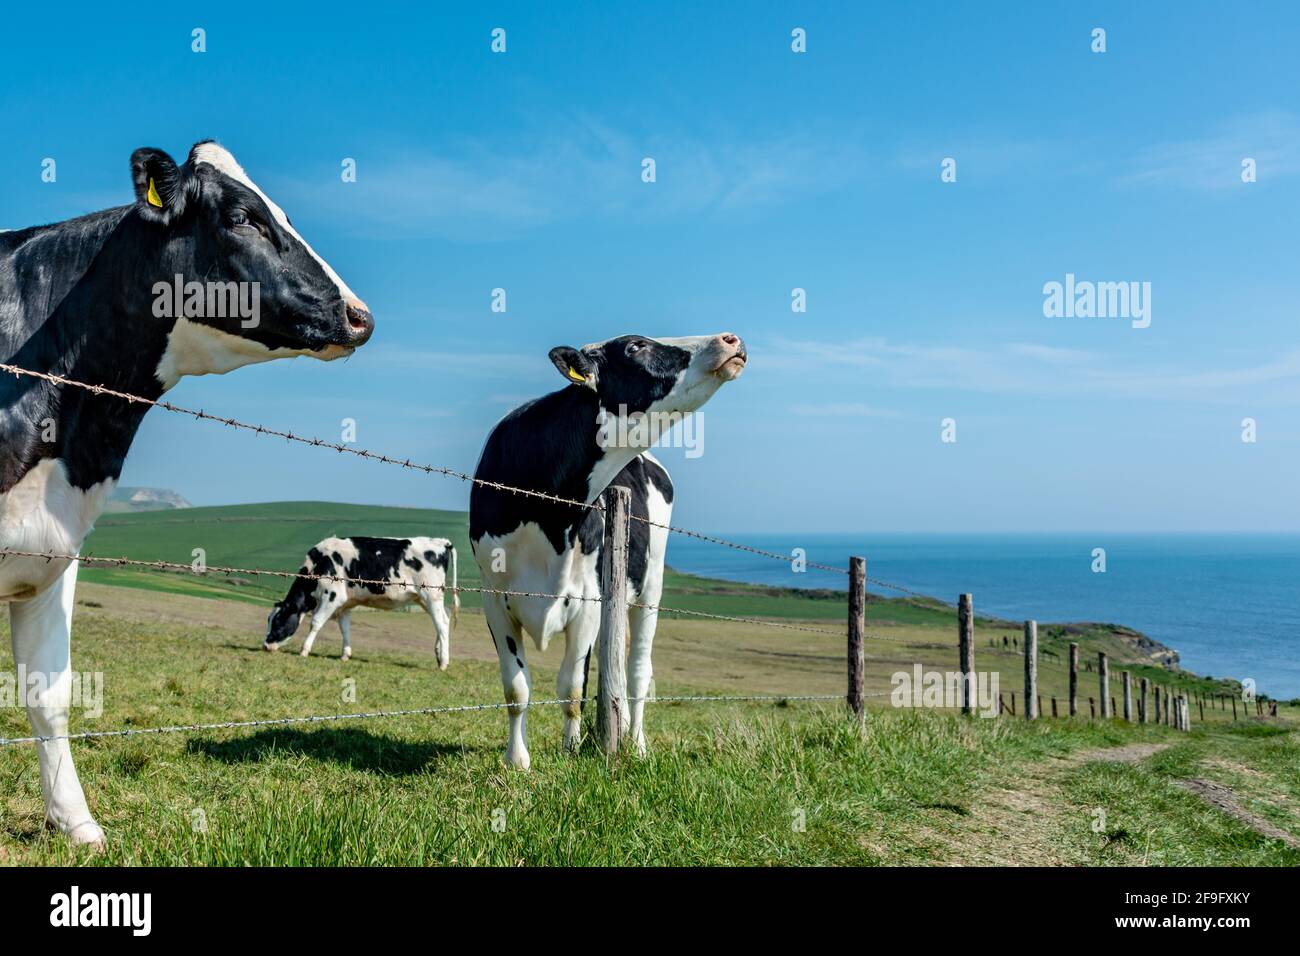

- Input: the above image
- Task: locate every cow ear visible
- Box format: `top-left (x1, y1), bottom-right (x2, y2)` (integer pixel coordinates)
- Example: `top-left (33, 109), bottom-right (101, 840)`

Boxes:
top-left (130, 148), bottom-right (191, 224)
top-left (549, 347), bottom-right (597, 390)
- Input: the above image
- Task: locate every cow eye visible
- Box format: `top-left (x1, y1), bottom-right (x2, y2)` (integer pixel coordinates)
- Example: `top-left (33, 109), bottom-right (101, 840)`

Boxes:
top-left (229, 210), bottom-right (269, 238)
top-left (627, 340), bottom-right (648, 355)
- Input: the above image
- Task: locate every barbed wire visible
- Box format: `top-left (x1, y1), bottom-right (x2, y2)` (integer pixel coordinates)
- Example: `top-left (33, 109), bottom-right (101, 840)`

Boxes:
top-left (0, 692), bottom-right (858, 748)
top-left (0, 363), bottom-right (943, 591)
top-left (0, 546), bottom-right (855, 640)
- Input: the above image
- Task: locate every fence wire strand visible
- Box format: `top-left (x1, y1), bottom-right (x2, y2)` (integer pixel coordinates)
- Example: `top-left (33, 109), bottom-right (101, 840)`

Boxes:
top-left (0, 362), bottom-right (962, 592)
top-left (0, 693), bottom-right (863, 748)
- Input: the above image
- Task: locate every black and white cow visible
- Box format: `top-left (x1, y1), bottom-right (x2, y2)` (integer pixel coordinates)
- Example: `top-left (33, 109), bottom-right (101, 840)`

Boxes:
top-left (470, 333), bottom-right (746, 768)
top-left (0, 142), bottom-right (374, 846)
top-left (264, 536), bottom-right (458, 666)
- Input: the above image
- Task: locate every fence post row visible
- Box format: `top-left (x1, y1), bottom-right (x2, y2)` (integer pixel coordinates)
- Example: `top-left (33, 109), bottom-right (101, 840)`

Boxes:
top-left (1099, 652), bottom-right (1110, 718)
top-left (958, 594), bottom-right (975, 715)
top-left (1024, 620), bottom-right (1038, 720)
top-left (847, 556), bottom-right (866, 721)
top-left (1068, 643), bottom-right (1079, 717)
top-left (596, 486), bottom-right (631, 755)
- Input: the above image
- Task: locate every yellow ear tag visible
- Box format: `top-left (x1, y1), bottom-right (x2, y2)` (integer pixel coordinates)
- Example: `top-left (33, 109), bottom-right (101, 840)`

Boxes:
top-left (567, 367), bottom-right (587, 383)
top-left (146, 178), bottom-right (163, 208)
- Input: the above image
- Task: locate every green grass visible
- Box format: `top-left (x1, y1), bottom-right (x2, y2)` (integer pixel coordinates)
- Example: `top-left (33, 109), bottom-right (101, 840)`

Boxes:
top-left (1, 502), bottom-right (1289, 865)
top-left (2, 586), bottom-right (1296, 866)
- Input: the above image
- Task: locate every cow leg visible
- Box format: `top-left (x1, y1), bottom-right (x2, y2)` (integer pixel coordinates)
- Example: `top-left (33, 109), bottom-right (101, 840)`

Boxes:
top-left (9, 561), bottom-right (104, 848)
top-left (627, 599), bottom-right (660, 756)
top-left (628, 524), bottom-right (669, 756)
top-left (420, 589), bottom-right (451, 671)
top-left (337, 610), bottom-right (353, 661)
top-left (299, 602), bottom-right (336, 657)
top-left (483, 592), bottom-right (530, 769)
top-left (556, 605), bottom-right (599, 752)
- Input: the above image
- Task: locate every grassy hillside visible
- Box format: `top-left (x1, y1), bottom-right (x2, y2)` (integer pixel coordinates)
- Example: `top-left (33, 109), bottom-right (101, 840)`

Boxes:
top-left (0, 584), bottom-right (1295, 865)
top-left (1, 502), bottom-right (1292, 864)
top-left (78, 501), bottom-right (1246, 709)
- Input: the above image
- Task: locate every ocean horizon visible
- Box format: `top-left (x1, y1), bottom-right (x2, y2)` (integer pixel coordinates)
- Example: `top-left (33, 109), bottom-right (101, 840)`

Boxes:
top-left (664, 532), bottom-right (1300, 699)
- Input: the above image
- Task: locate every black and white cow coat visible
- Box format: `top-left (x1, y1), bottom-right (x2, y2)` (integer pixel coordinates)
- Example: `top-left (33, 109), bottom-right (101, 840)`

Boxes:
top-left (0, 142), bottom-right (373, 846)
top-left (470, 332), bottom-right (746, 768)
top-left (264, 536), bottom-right (458, 667)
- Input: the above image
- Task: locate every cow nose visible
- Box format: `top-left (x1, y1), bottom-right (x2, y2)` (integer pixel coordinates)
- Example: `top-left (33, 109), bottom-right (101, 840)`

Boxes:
top-left (720, 332), bottom-right (746, 358)
top-left (344, 299), bottom-right (374, 345)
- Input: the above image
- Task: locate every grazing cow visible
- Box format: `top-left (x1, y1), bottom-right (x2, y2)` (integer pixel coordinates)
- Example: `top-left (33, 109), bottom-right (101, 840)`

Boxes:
top-left (470, 332), bottom-right (747, 768)
top-left (0, 141), bottom-right (374, 846)
top-left (264, 536), bottom-right (458, 666)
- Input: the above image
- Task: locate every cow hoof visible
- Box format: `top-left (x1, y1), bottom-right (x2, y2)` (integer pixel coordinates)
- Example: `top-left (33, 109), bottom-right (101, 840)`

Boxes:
top-left (341, 651), bottom-right (352, 661)
top-left (299, 650), bottom-right (310, 658)
top-left (61, 819), bottom-right (106, 851)
top-left (504, 749), bottom-right (531, 771)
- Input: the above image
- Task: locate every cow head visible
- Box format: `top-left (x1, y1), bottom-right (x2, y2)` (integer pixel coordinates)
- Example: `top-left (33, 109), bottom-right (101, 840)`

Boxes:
top-left (131, 141), bottom-right (374, 388)
top-left (263, 601), bottom-right (302, 651)
top-left (548, 333), bottom-right (747, 418)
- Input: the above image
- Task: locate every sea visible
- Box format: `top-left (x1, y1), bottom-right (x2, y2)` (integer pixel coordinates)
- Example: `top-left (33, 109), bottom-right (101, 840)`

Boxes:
top-left (665, 533), bottom-right (1300, 700)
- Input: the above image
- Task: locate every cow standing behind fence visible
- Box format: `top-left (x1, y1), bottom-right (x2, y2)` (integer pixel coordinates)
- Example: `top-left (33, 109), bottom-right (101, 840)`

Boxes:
top-left (0, 142), bottom-right (374, 848)
top-left (264, 536), bottom-right (458, 666)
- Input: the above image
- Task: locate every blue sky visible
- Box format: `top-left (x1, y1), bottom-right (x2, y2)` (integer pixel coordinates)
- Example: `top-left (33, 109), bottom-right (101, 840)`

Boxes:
top-left (4, 1), bottom-right (1299, 533)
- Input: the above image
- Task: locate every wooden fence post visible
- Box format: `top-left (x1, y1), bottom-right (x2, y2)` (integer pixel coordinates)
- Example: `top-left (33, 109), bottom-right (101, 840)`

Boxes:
top-left (1122, 672), bottom-right (1133, 722)
top-left (1023, 620), bottom-right (1038, 720)
top-left (1140, 677), bottom-right (1148, 723)
top-left (1099, 652), bottom-right (1110, 718)
top-left (1069, 642), bottom-right (1079, 716)
top-left (1154, 685), bottom-right (1161, 726)
top-left (1051, 696), bottom-right (1058, 717)
top-left (596, 486), bottom-right (631, 755)
top-left (958, 594), bottom-right (974, 715)
top-left (1089, 697), bottom-right (1096, 718)
top-left (847, 556), bottom-right (866, 720)
top-left (1232, 696), bottom-right (1237, 720)
top-left (1198, 697), bottom-right (1204, 722)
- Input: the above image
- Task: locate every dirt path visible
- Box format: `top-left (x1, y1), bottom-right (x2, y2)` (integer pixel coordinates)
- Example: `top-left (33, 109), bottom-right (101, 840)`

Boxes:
top-left (1178, 778), bottom-right (1300, 848)
top-left (1074, 742), bottom-right (1169, 764)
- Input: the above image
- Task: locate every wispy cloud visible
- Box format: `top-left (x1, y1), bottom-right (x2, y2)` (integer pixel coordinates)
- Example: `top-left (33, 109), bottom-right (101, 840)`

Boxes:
top-left (1123, 111), bottom-right (1300, 190)
top-left (766, 335), bottom-right (1300, 403)
top-left (791, 402), bottom-right (901, 419)
top-left (272, 118), bottom-right (867, 241)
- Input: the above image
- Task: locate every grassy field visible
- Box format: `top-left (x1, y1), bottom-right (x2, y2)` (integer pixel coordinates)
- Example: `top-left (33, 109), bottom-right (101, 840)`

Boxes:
top-left (0, 503), bottom-right (1295, 865)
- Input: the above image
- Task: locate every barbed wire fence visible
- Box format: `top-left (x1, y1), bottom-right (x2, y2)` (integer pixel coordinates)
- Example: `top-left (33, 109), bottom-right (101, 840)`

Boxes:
top-left (0, 361), bottom-right (1250, 751)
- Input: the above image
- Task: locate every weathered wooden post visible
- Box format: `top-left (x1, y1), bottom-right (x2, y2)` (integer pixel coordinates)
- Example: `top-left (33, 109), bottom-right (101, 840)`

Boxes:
top-left (847, 556), bottom-right (866, 721)
top-left (1051, 696), bottom-right (1058, 717)
top-left (1153, 685), bottom-right (1161, 726)
top-left (1023, 620), bottom-right (1038, 720)
top-left (958, 594), bottom-right (975, 715)
top-left (1068, 643), bottom-right (1079, 716)
top-left (1099, 652), bottom-right (1110, 718)
top-left (1122, 672), bottom-right (1133, 722)
top-left (1232, 696), bottom-right (1237, 720)
top-left (1140, 676), bottom-right (1148, 723)
top-left (596, 486), bottom-right (631, 754)
top-left (1089, 697), bottom-right (1096, 718)
top-left (1198, 697), bottom-right (1204, 722)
